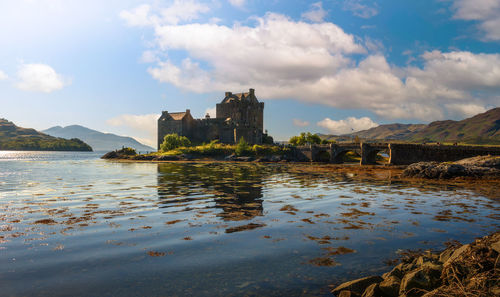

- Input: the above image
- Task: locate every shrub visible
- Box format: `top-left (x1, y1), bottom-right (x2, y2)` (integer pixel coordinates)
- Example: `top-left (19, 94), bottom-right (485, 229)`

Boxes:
top-left (160, 133), bottom-right (191, 152)
top-left (118, 147), bottom-right (137, 156)
top-left (289, 132), bottom-right (322, 146)
top-left (235, 137), bottom-right (251, 156)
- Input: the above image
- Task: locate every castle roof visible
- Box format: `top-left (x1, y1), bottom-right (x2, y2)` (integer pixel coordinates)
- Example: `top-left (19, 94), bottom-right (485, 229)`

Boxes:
top-left (168, 112), bottom-right (187, 120)
top-left (221, 89), bottom-right (259, 104)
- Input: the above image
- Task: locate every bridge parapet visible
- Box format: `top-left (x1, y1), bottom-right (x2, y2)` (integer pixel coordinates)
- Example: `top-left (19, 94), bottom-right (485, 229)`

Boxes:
top-left (388, 143), bottom-right (500, 165)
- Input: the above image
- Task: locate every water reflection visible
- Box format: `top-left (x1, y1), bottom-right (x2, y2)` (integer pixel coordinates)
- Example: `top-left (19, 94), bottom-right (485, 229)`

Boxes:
top-left (157, 163), bottom-right (265, 221)
top-left (1, 155), bottom-right (499, 297)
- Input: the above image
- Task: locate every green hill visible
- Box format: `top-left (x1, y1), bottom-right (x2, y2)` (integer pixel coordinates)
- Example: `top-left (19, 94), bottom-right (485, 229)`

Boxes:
top-left (318, 107), bottom-right (500, 145)
top-left (0, 119), bottom-right (92, 151)
top-left (409, 108), bottom-right (500, 144)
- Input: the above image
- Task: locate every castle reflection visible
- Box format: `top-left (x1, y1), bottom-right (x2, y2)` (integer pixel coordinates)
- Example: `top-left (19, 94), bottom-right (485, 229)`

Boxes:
top-left (157, 163), bottom-right (266, 221)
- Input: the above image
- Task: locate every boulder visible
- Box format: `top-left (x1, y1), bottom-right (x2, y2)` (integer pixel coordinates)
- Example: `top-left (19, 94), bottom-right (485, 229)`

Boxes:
top-left (338, 290), bottom-right (360, 297)
top-left (155, 155), bottom-right (180, 161)
top-left (443, 244), bottom-right (469, 266)
top-left (332, 276), bottom-right (383, 296)
top-left (399, 266), bottom-right (441, 297)
top-left (382, 263), bottom-right (404, 279)
top-left (438, 248), bottom-right (454, 264)
top-left (225, 154), bottom-right (237, 161)
top-left (361, 283), bottom-right (383, 297)
top-left (378, 275), bottom-right (401, 297)
top-left (402, 156), bottom-right (500, 179)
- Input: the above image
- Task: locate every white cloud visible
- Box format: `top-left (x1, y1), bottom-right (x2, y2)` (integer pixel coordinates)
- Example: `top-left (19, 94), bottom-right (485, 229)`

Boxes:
top-left (343, 0), bottom-right (379, 19)
top-left (293, 118), bottom-right (310, 127)
top-left (107, 113), bottom-right (160, 147)
top-left (452, 0), bottom-right (500, 41)
top-left (0, 70), bottom-right (7, 80)
top-left (205, 107), bottom-right (216, 118)
top-left (228, 0), bottom-right (246, 8)
top-left (120, 0), bottom-right (210, 27)
top-left (16, 63), bottom-right (67, 93)
top-left (444, 103), bottom-right (487, 118)
top-left (123, 6), bottom-right (500, 122)
top-left (317, 117), bottom-right (378, 135)
top-left (302, 2), bottom-right (327, 23)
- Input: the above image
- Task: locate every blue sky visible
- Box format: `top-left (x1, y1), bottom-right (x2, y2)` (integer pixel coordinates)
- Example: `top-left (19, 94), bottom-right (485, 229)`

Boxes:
top-left (0, 0), bottom-right (499, 145)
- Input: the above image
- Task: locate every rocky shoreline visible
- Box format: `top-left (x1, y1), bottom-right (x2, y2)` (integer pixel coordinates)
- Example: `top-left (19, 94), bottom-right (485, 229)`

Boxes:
top-left (402, 155), bottom-right (500, 179)
top-left (331, 232), bottom-right (500, 297)
top-left (101, 148), bottom-right (289, 163)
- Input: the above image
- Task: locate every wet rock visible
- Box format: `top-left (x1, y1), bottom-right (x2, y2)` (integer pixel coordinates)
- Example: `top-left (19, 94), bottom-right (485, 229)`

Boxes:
top-left (382, 263), bottom-right (404, 279)
top-left (255, 156), bottom-right (271, 162)
top-left (399, 266), bottom-right (441, 297)
top-left (225, 154), bottom-right (236, 161)
top-left (132, 154), bottom-right (155, 160)
top-left (438, 248), bottom-right (454, 264)
top-left (155, 155), bottom-right (180, 161)
top-left (333, 231), bottom-right (499, 297)
top-left (491, 239), bottom-right (500, 254)
top-left (338, 290), bottom-right (360, 297)
top-left (270, 155), bottom-right (282, 162)
top-left (402, 156), bottom-right (500, 179)
top-left (332, 276), bottom-right (383, 296)
top-left (454, 155), bottom-right (500, 169)
top-left (235, 156), bottom-right (255, 162)
top-left (379, 275), bottom-right (401, 297)
top-left (443, 244), bottom-right (469, 266)
top-left (361, 283), bottom-right (383, 297)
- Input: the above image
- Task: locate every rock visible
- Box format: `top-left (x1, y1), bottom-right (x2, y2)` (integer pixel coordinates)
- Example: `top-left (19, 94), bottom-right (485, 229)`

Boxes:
top-left (438, 248), bottom-right (454, 264)
top-left (270, 155), bottom-right (282, 162)
top-left (402, 156), bottom-right (500, 179)
top-left (101, 151), bottom-right (118, 159)
top-left (225, 154), bottom-right (236, 161)
top-left (382, 263), bottom-right (404, 279)
top-left (235, 156), bottom-right (255, 162)
top-left (399, 266), bottom-right (441, 297)
top-left (155, 155), bottom-right (180, 161)
top-left (338, 290), bottom-right (360, 297)
top-left (379, 275), bottom-right (401, 297)
top-left (361, 283), bottom-right (382, 297)
top-left (332, 276), bottom-right (383, 296)
top-left (455, 155), bottom-right (500, 169)
top-left (491, 239), bottom-right (500, 254)
top-left (255, 156), bottom-right (271, 162)
top-left (443, 244), bottom-right (469, 266)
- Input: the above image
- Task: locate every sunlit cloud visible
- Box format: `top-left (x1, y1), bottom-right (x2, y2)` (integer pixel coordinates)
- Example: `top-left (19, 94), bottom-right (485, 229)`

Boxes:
top-left (15, 63), bottom-right (67, 93)
top-left (317, 116), bottom-right (378, 135)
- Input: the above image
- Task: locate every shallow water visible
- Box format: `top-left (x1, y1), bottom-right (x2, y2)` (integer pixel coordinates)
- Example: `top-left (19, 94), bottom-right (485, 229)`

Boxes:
top-left (0, 151), bottom-right (499, 296)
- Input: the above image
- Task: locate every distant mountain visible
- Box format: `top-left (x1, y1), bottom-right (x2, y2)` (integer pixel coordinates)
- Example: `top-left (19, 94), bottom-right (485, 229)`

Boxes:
top-left (318, 107), bottom-right (500, 145)
top-left (408, 108), bottom-right (500, 144)
top-left (43, 125), bottom-right (155, 152)
top-left (351, 123), bottom-right (426, 140)
top-left (0, 119), bottom-right (92, 151)
top-left (317, 123), bottom-right (426, 142)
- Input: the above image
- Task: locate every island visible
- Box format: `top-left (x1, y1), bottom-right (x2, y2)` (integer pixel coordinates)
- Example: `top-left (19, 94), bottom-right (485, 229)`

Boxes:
top-left (0, 118), bottom-right (92, 151)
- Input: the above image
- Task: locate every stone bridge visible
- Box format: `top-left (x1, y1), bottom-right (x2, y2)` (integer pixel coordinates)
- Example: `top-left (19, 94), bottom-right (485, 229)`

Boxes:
top-left (293, 143), bottom-right (500, 165)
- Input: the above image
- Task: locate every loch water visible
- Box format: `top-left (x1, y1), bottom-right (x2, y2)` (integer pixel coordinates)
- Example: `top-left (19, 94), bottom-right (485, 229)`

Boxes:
top-left (0, 151), bottom-right (499, 296)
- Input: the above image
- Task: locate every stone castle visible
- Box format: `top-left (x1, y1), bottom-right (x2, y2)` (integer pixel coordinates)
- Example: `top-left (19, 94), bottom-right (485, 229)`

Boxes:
top-left (158, 89), bottom-right (264, 149)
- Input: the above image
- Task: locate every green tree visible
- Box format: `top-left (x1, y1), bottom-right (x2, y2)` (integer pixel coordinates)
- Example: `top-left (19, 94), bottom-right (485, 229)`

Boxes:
top-left (289, 132), bottom-right (322, 146)
top-left (160, 133), bottom-right (191, 152)
top-left (235, 137), bottom-right (251, 156)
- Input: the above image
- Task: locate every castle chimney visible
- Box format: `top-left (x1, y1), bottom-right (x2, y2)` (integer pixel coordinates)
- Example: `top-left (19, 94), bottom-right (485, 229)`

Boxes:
top-left (225, 92), bottom-right (232, 97)
top-left (249, 88), bottom-right (255, 96)
top-left (186, 109), bottom-right (190, 114)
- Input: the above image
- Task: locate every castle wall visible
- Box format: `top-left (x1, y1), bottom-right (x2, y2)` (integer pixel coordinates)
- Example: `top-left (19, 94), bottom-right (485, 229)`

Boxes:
top-left (158, 90), bottom-right (265, 149)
